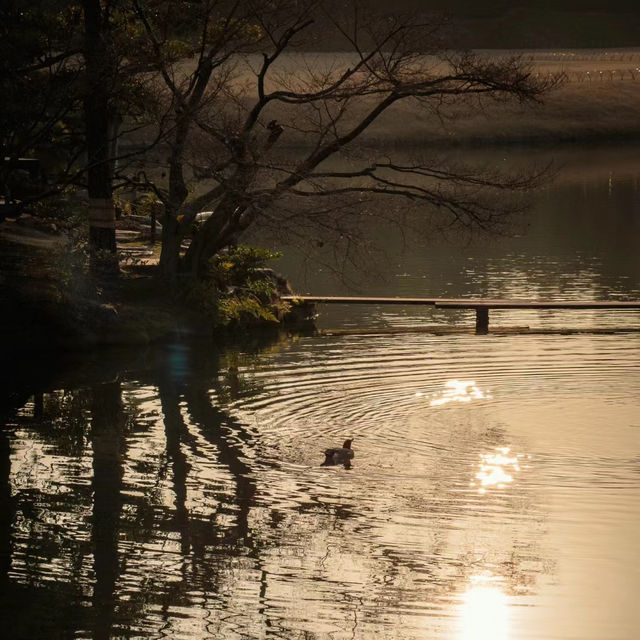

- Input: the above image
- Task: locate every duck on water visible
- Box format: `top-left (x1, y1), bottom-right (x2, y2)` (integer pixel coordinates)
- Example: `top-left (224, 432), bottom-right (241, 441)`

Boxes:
top-left (321, 438), bottom-right (354, 468)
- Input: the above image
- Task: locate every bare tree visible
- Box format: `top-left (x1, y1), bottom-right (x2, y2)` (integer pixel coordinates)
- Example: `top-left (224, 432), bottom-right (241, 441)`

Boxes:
top-left (83, 0), bottom-right (121, 275)
top-left (127, 0), bottom-right (558, 282)
top-left (0, 1), bottom-right (84, 217)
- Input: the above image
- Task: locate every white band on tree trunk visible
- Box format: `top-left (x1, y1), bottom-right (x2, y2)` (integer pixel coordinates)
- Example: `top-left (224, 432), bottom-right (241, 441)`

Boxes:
top-left (88, 198), bottom-right (116, 228)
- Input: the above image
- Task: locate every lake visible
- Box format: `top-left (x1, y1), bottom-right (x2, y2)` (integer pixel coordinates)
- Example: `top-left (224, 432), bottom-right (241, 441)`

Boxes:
top-left (1, 143), bottom-right (639, 639)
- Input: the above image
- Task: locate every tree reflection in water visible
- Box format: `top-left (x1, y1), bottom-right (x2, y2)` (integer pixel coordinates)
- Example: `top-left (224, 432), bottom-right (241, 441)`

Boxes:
top-left (0, 339), bottom-right (552, 639)
top-left (90, 381), bottom-right (126, 640)
top-left (1, 426), bottom-right (12, 596)
top-left (1, 387), bottom-right (94, 638)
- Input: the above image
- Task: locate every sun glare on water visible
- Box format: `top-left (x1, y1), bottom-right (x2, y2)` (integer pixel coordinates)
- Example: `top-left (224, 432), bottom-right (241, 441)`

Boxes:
top-left (459, 575), bottom-right (510, 640)
top-left (472, 447), bottom-right (522, 494)
top-left (426, 380), bottom-right (492, 406)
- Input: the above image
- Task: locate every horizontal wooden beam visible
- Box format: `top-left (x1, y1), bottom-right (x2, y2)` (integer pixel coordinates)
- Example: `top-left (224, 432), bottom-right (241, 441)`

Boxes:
top-left (435, 300), bottom-right (640, 309)
top-left (282, 295), bottom-right (640, 334)
top-left (281, 295), bottom-right (438, 305)
top-left (281, 296), bottom-right (640, 310)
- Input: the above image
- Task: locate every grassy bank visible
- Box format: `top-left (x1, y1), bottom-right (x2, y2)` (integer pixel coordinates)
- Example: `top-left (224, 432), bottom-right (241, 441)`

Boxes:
top-left (397, 51), bottom-right (640, 145)
top-left (5, 50), bottom-right (640, 352)
top-left (0, 228), bottom-right (312, 353)
top-left (123, 50), bottom-right (640, 156)
top-left (367, 79), bottom-right (640, 147)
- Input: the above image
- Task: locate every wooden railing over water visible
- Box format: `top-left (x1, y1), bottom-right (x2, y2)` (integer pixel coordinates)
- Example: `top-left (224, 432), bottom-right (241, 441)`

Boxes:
top-left (281, 296), bottom-right (640, 334)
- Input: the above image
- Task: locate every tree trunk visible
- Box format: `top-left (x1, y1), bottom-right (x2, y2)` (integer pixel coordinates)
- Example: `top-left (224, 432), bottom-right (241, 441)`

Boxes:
top-left (182, 209), bottom-right (228, 279)
top-left (183, 197), bottom-right (258, 278)
top-left (159, 214), bottom-right (182, 281)
top-left (158, 120), bottom-right (192, 281)
top-left (83, 0), bottom-right (118, 276)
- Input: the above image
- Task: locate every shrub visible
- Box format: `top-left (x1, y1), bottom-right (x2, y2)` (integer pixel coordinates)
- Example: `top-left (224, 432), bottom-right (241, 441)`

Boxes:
top-left (187, 245), bottom-right (289, 327)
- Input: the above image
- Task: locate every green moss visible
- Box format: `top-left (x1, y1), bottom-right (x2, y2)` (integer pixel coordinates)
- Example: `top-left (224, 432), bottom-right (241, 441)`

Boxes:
top-left (186, 245), bottom-right (290, 328)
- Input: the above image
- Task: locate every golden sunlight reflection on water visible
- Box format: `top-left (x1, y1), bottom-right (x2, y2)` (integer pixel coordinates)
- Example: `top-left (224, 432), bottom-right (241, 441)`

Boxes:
top-left (459, 575), bottom-right (509, 640)
top-left (3, 330), bottom-right (640, 639)
top-left (472, 447), bottom-right (524, 494)
top-left (423, 379), bottom-right (493, 406)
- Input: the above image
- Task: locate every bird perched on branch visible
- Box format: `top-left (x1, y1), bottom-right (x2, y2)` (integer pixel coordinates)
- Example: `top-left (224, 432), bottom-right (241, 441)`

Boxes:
top-left (321, 438), bottom-right (354, 467)
top-left (266, 119), bottom-right (284, 147)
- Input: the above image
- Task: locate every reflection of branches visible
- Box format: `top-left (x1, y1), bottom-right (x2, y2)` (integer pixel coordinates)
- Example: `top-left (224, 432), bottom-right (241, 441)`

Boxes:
top-left (90, 381), bottom-right (126, 640)
top-left (40, 390), bottom-right (93, 457)
top-left (158, 382), bottom-right (193, 555)
top-left (2, 339), bottom-right (557, 637)
top-left (185, 388), bottom-right (257, 547)
top-left (0, 428), bottom-right (12, 595)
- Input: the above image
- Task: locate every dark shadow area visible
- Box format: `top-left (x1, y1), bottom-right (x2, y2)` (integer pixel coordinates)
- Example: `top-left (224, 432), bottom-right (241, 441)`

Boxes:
top-left (184, 387), bottom-right (258, 548)
top-left (90, 381), bottom-right (126, 640)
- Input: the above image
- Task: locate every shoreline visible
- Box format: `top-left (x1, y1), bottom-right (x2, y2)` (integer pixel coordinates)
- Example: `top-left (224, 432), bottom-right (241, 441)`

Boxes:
top-left (276, 130), bottom-right (640, 150)
top-left (6, 62), bottom-right (640, 354)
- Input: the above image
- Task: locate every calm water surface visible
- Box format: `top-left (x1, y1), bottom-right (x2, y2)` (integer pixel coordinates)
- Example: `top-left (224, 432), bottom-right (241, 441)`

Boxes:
top-left (275, 144), bottom-right (640, 330)
top-left (1, 145), bottom-right (639, 639)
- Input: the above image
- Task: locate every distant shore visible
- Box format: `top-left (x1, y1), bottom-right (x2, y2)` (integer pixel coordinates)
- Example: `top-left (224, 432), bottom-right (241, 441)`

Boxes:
top-left (6, 50), bottom-right (640, 353)
top-left (118, 50), bottom-right (640, 156)
top-left (269, 50), bottom-right (640, 148)
top-left (367, 77), bottom-right (640, 148)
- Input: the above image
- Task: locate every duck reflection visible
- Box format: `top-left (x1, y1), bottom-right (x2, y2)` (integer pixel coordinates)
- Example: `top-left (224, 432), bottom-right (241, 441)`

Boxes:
top-left (321, 438), bottom-right (354, 469)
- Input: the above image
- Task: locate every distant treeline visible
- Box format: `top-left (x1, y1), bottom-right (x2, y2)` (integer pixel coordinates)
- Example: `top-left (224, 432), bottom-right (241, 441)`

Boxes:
top-left (314, 1), bottom-right (640, 49)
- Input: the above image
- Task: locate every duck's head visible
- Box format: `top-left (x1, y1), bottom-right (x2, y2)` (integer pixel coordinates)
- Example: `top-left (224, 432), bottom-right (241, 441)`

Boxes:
top-left (342, 438), bottom-right (354, 449)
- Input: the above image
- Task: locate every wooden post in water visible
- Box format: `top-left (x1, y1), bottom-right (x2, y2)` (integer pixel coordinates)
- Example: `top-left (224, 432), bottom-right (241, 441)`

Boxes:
top-left (280, 296), bottom-right (640, 333)
top-left (475, 306), bottom-right (489, 334)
